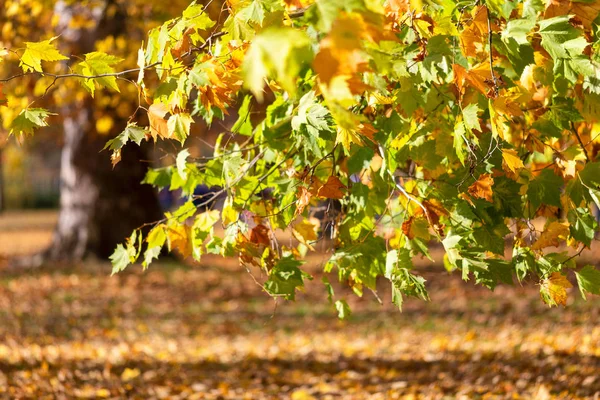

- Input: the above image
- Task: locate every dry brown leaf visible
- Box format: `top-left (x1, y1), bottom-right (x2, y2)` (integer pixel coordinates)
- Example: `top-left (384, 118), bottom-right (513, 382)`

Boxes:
top-left (317, 176), bottom-right (347, 199)
top-left (296, 186), bottom-right (312, 215)
top-left (250, 224), bottom-right (271, 246)
top-left (467, 174), bottom-right (494, 202)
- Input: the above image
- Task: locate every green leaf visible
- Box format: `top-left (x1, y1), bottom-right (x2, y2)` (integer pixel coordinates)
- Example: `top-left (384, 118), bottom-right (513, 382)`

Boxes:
top-left (20, 36), bottom-right (68, 72)
top-left (167, 113), bottom-right (193, 144)
top-left (231, 95), bottom-right (253, 136)
top-left (103, 123), bottom-right (148, 166)
top-left (334, 299), bottom-right (351, 319)
top-left (10, 108), bottom-right (55, 137)
top-left (243, 27), bottom-right (313, 101)
top-left (575, 265), bottom-right (600, 300)
top-left (527, 169), bottom-right (563, 210)
top-left (74, 52), bottom-right (123, 96)
top-left (110, 244), bottom-right (133, 275)
top-left (462, 104), bottom-right (481, 132)
top-left (264, 256), bottom-right (308, 300)
top-left (143, 225), bottom-right (166, 269)
top-left (176, 149), bottom-right (190, 180)
top-left (568, 208), bottom-right (596, 247)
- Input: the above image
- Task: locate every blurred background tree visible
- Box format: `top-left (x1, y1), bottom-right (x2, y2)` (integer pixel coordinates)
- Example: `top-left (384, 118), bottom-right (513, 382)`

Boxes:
top-left (0, 0), bottom-right (223, 264)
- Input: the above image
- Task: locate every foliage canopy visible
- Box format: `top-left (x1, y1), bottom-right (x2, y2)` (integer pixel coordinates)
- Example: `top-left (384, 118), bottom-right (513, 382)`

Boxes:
top-left (3, 0), bottom-right (600, 314)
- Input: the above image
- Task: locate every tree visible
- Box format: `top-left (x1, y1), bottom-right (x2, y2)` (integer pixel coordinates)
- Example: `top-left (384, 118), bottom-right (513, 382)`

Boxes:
top-left (0, 0), bottom-right (199, 263)
top-left (2, 0), bottom-right (600, 311)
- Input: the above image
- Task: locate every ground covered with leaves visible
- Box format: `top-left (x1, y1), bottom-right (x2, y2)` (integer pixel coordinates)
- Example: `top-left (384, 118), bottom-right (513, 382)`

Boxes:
top-left (1, 212), bottom-right (600, 399)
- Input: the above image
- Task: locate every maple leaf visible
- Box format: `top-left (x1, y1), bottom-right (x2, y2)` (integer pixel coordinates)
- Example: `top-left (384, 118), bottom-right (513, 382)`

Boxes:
top-left (10, 108), bottom-right (55, 137)
top-left (166, 224), bottom-right (193, 258)
top-left (422, 199), bottom-right (447, 237)
top-left (167, 113), bottom-right (193, 144)
top-left (531, 221), bottom-right (570, 251)
top-left (540, 272), bottom-right (572, 307)
top-left (453, 63), bottom-right (498, 99)
top-left (459, 6), bottom-right (492, 58)
top-left (73, 52), bottom-right (123, 97)
top-left (501, 149), bottom-right (524, 173)
top-left (467, 174), bottom-right (494, 202)
top-left (292, 218), bottom-right (320, 250)
top-left (317, 176), bottom-right (347, 199)
top-left (250, 224), bottom-right (271, 246)
top-left (296, 186), bottom-right (313, 215)
top-left (545, 0), bottom-right (600, 30)
top-left (20, 36), bottom-right (68, 72)
top-left (148, 102), bottom-right (169, 140)
top-left (555, 158), bottom-right (578, 178)
top-left (103, 123), bottom-right (148, 167)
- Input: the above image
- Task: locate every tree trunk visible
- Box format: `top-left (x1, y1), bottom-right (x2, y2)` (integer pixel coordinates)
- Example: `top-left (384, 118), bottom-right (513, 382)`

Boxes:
top-left (19, 1), bottom-right (162, 266)
top-left (43, 104), bottom-right (162, 262)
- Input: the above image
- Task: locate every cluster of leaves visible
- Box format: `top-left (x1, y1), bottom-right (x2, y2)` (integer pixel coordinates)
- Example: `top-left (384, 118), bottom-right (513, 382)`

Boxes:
top-left (3, 0), bottom-right (600, 313)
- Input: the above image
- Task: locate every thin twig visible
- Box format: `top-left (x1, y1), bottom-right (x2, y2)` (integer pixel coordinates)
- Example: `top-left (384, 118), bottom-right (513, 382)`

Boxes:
top-left (571, 122), bottom-right (590, 162)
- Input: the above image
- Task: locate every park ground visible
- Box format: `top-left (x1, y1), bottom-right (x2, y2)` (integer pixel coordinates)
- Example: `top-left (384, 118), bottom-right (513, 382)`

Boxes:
top-left (1, 211), bottom-right (600, 399)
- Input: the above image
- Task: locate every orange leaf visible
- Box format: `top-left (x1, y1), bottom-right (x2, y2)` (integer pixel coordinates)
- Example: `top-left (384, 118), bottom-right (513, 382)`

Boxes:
top-left (148, 102), bottom-right (169, 140)
top-left (453, 63), bottom-right (497, 99)
top-left (459, 6), bottom-right (490, 58)
top-left (401, 216), bottom-right (416, 239)
top-left (467, 174), bottom-right (494, 202)
top-left (317, 176), bottom-right (347, 199)
top-left (0, 83), bottom-right (6, 107)
top-left (250, 224), bottom-right (271, 246)
top-left (422, 199), bottom-right (447, 236)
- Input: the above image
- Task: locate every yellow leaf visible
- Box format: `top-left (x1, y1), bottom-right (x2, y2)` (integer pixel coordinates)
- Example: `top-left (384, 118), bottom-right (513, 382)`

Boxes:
top-left (317, 176), bottom-right (347, 199)
top-left (531, 221), bottom-right (569, 251)
top-left (292, 218), bottom-right (320, 250)
top-left (541, 272), bottom-right (572, 307)
top-left (501, 149), bottom-right (524, 173)
top-left (467, 174), bottom-right (494, 202)
top-left (336, 125), bottom-right (364, 150)
top-left (121, 368), bottom-right (140, 382)
top-left (166, 224), bottom-right (193, 258)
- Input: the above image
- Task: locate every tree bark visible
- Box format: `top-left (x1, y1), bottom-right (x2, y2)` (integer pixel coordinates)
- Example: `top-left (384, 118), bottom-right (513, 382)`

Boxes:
top-left (20, 0), bottom-right (162, 266)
